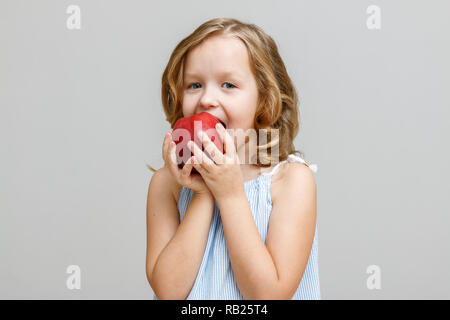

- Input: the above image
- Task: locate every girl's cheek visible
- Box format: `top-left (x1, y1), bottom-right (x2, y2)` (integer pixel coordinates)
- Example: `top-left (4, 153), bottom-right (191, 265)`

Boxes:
top-left (185, 94), bottom-right (198, 104)
top-left (182, 97), bottom-right (195, 110)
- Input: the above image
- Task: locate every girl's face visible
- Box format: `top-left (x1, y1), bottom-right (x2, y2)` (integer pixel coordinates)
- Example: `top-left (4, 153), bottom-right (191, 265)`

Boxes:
top-left (182, 35), bottom-right (259, 134)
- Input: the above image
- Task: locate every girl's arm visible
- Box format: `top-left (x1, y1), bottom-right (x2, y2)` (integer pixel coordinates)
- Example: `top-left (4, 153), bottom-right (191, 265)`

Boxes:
top-left (146, 167), bottom-right (215, 300)
top-left (217, 163), bottom-right (317, 300)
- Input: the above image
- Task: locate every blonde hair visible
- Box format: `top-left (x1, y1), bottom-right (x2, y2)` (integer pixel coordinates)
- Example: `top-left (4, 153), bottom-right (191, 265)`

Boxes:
top-left (147, 17), bottom-right (305, 173)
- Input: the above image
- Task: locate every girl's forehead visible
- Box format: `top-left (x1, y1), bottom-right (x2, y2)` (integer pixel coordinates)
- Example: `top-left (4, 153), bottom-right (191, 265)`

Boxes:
top-left (184, 36), bottom-right (252, 77)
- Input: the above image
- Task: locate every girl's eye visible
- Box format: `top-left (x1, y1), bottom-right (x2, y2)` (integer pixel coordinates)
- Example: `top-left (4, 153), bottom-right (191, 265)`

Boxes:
top-left (188, 83), bottom-right (201, 89)
top-left (187, 82), bottom-right (236, 89)
top-left (223, 82), bottom-right (236, 89)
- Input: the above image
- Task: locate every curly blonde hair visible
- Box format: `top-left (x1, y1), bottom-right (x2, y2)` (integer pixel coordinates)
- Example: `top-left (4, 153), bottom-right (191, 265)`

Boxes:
top-left (147, 17), bottom-right (306, 173)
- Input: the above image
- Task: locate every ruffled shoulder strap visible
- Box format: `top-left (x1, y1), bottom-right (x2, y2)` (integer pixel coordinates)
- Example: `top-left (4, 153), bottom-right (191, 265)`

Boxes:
top-left (265, 154), bottom-right (318, 177)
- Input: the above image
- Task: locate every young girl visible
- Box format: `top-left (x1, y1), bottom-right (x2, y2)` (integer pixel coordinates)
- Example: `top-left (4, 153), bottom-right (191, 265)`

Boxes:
top-left (146, 17), bottom-right (320, 300)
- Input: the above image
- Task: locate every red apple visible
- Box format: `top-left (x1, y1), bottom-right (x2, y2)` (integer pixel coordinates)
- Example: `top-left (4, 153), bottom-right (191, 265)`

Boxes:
top-left (172, 112), bottom-right (225, 174)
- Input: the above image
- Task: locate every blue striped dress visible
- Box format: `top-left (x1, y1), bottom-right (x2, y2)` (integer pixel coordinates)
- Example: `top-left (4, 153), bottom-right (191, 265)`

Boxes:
top-left (153, 154), bottom-right (321, 300)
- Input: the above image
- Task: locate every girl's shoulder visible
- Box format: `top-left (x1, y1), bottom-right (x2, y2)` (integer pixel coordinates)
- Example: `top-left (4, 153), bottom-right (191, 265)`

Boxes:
top-left (152, 166), bottom-right (183, 204)
top-left (270, 160), bottom-right (315, 205)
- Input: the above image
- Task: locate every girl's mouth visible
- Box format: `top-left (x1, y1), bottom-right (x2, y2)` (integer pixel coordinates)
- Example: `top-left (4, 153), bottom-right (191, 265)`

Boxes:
top-left (219, 120), bottom-right (227, 129)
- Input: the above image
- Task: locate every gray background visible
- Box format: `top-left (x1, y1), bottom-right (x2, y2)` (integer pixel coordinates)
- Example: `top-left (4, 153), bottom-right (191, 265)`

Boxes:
top-left (1, 0), bottom-right (449, 299)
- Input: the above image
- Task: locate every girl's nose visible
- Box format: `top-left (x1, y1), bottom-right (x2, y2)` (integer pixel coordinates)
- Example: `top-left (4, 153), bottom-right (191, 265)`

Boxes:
top-left (199, 85), bottom-right (221, 109)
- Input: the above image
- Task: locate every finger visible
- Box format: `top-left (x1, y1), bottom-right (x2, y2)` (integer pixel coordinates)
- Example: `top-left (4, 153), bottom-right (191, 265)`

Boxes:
top-left (188, 140), bottom-right (213, 173)
top-left (162, 130), bottom-right (173, 162)
top-left (191, 154), bottom-right (208, 176)
top-left (215, 123), bottom-right (236, 157)
top-left (162, 132), bottom-right (169, 161)
top-left (197, 130), bottom-right (225, 165)
top-left (167, 140), bottom-right (182, 179)
top-left (180, 156), bottom-right (194, 179)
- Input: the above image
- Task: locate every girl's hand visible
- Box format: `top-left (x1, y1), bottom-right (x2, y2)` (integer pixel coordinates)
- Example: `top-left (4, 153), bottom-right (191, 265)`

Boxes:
top-left (162, 129), bottom-right (213, 198)
top-left (187, 123), bottom-right (245, 202)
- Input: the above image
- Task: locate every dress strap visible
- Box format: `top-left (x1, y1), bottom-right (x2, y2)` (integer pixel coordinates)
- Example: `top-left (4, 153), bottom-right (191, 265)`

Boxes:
top-left (265, 154), bottom-right (318, 177)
